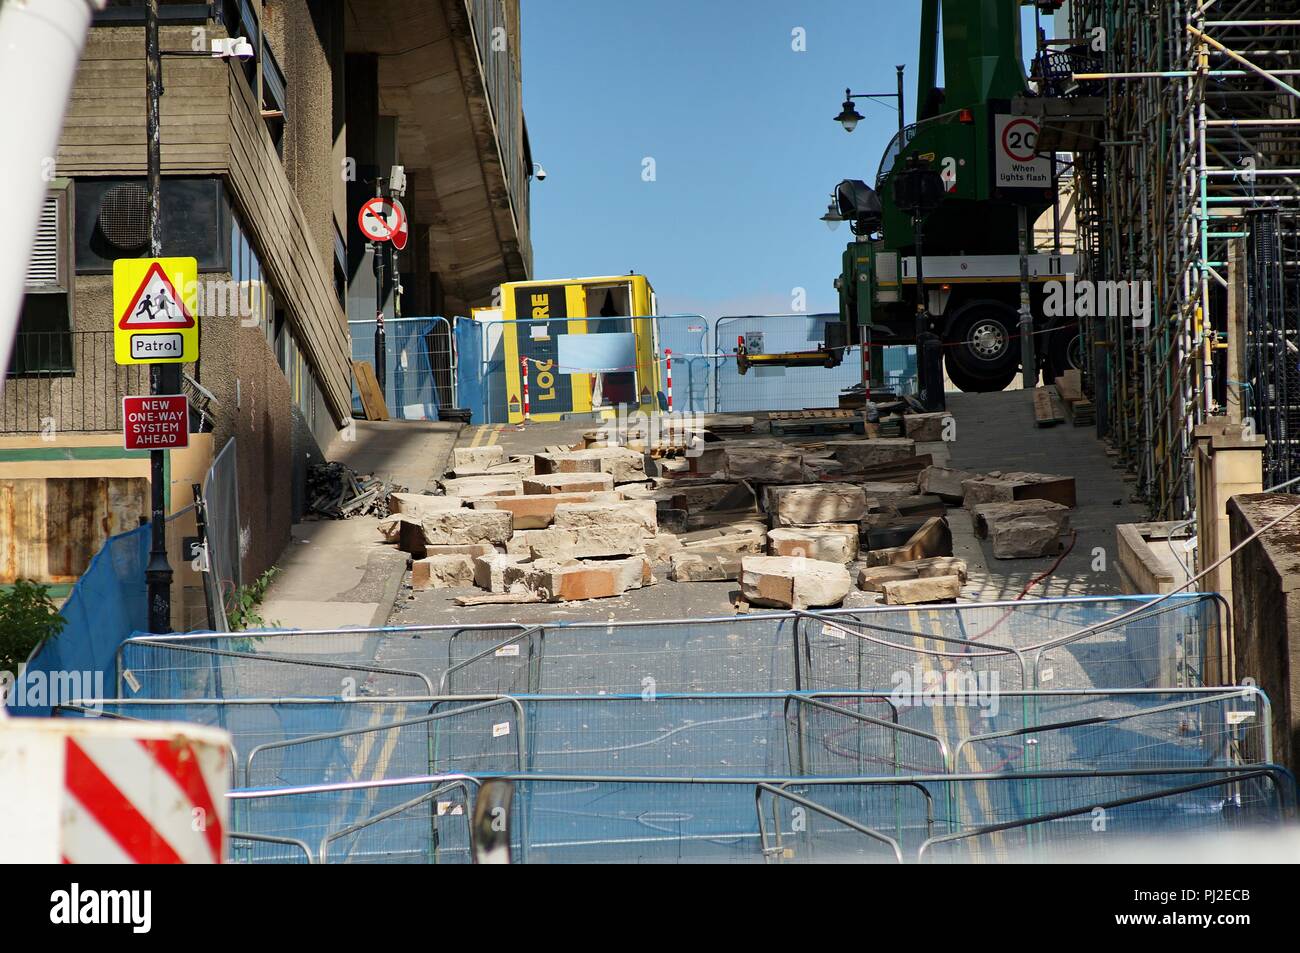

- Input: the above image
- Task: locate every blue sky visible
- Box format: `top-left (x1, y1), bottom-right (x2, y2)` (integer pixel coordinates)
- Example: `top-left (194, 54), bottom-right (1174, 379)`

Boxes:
top-left (521, 1), bottom-right (1038, 317)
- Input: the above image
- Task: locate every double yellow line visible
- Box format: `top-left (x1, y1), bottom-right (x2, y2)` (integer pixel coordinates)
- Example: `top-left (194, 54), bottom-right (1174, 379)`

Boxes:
top-left (467, 425), bottom-right (502, 449)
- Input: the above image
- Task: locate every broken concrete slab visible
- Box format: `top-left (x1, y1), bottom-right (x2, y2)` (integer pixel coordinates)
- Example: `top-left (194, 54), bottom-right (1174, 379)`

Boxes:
top-left (441, 477), bottom-right (523, 498)
top-left (904, 412), bottom-right (954, 443)
top-left (724, 447), bottom-right (804, 483)
top-left (919, 466), bottom-right (980, 504)
top-left (410, 554), bottom-right (477, 590)
top-left (421, 509), bottom-right (513, 546)
top-left (962, 471), bottom-right (1078, 510)
top-left (452, 446), bottom-right (506, 471)
top-left (472, 553), bottom-right (531, 593)
top-left (740, 555), bottom-right (852, 609)
top-left (768, 525), bottom-right (859, 563)
top-left (553, 500), bottom-right (657, 536)
top-left (669, 552), bottom-right (743, 582)
top-left (522, 472), bottom-right (616, 495)
top-left (767, 483), bottom-right (868, 527)
top-left (824, 438), bottom-right (917, 470)
top-left (973, 501), bottom-right (1070, 558)
top-left (880, 574), bottom-right (962, 605)
top-left (469, 491), bottom-right (620, 529)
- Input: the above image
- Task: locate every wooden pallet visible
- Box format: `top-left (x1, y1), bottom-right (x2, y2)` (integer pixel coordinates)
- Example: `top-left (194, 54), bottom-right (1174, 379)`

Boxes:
top-left (769, 408), bottom-right (866, 437)
top-left (1053, 370), bottom-right (1096, 426)
top-left (1033, 387), bottom-right (1065, 427)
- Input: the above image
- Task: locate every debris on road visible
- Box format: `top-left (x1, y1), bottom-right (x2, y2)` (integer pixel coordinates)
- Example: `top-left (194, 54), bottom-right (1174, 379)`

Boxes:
top-left (307, 461), bottom-right (403, 519)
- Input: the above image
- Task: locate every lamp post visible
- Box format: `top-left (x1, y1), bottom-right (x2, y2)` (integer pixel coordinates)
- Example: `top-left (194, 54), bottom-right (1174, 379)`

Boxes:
top-left (892, 156), bottom-right (946, 411)
top-left (834, 66), bottom-right (906, 136)
top-left (143, 2), bottom-right (254, 632)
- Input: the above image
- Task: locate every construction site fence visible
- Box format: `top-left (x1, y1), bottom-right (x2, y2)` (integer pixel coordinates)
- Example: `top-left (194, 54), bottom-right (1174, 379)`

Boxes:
top-left (348, 316), bottom-right (455, 421)
top-left (110, 594), bottom-right (1228, 702)
top-left (214, 765), bottom-right (1295, 864)
top-left (452, 313), bottom-right (920, 424)
top-left (59, 686), bottom-right (1273, 792)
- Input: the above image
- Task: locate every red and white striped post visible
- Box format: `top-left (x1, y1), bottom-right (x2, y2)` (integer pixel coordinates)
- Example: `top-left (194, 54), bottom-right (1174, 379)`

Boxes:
top-left (664, 349), bottom-right (673, 415)
top-left (520, 357), bottom-right (530, 423)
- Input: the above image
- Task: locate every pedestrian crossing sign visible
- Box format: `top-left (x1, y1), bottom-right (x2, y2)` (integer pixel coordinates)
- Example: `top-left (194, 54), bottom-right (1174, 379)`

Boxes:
top-left (113, 257), bottom-right (199, 365)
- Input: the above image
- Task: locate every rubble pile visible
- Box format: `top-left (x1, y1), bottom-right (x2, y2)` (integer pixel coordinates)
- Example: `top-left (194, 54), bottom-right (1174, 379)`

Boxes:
top-left (379, 410), bottom-right (1079, 607)
top-left (308, 462), bottom-right (404, 519)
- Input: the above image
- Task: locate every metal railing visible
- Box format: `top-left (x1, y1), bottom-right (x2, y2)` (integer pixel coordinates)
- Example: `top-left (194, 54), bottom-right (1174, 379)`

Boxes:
top-left (348, 316), bottom-right (455, 420)
top-left (3, 330), bottom-right (149, 433)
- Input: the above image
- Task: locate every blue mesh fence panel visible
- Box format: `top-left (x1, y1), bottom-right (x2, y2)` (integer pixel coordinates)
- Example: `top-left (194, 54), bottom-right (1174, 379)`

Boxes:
top-left (349, 317), bottom-right (454, 420)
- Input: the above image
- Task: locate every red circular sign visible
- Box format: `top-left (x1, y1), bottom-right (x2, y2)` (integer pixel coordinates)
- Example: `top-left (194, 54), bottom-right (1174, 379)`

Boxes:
top-left (358, 197), bottom-right (404, 242)
top-left (1002, 118), bottom-right (1040, 163)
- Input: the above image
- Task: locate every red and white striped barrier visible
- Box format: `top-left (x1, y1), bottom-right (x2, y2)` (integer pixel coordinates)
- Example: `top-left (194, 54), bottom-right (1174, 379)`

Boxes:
top-left (665, 349), bottom-right (673, 414)
top-left (520, 357), bottom-right (530, 423)
top-left (0, 717), bottom-right (231, 863)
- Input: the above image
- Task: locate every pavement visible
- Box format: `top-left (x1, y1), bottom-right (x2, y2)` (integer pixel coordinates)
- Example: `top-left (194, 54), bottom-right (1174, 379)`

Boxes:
top-left (257, 419), bottom-right (462, 630)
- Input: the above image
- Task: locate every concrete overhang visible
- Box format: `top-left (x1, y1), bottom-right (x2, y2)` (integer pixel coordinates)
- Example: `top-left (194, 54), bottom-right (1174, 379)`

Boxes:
top-left (345, 0), bottom-right (531, 312)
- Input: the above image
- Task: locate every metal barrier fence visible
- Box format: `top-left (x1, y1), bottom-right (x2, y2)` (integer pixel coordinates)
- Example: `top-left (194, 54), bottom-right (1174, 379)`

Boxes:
top-left (2, 330), bottom-right (149, 433)
top-left (60, 687), bottom-right (1272, 792)
top-left (453, 313), bottom-right (922, 423)
top-left (349, 317), bottom-right (455, 420)
top-left (114, 595), bottom-right (1227, 699)
top-left (220, 764), bottom-right (1295, 864)
top-left (200, 437), bottom-right (240, 633)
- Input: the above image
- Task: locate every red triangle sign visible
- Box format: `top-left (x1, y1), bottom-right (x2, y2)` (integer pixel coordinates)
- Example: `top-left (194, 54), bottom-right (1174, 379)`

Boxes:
top-left (118, 262), bottom-right (196, 330)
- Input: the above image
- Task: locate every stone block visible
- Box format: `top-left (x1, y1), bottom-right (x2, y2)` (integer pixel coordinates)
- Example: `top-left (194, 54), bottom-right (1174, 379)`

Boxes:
top-left (523, 473), bottom-right (616, 495)
top-left (669, 552), bottom-right (743, 582)
top-left (469, 491), bottom-right (619, 529)
top-left (389, 493), bottom-right (464, 518)
top-left (919, 467), bottom-right (979, 504)
top-left (535, 448), bottom-right (646, 484)
top-left (421, 509), bottom-right (513, 546)
top-left (768, 525), bottom-right (859, 563)
top-left (410, 554), bottom-right (476, 590)
top-left (879, 574), bottom-right (962, 605)
top-left (473, 553), bottom-right (530, 593)
top-left (768, 483), bottom-right (868, 527)
top-left (740, 556), bottom-right (852, 609)
top-left (525, 523), bottom-right (645, 559)
top-left (725, 447), bottom-right (804, 483)
top-left (904, 412), bottom-right (954, 443)
top-left (553, 500), bottom-right (657, 536)
top-left (441, 477), bottom-right (523, 498)
top-left (825, 438), bottom-right (916, 470)
top-left (452, 446), bottom-right (506, 471)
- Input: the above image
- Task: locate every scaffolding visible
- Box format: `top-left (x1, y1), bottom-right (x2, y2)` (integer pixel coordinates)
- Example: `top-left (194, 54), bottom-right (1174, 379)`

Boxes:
top-left (1057, 0), bottom-right (1300, 519)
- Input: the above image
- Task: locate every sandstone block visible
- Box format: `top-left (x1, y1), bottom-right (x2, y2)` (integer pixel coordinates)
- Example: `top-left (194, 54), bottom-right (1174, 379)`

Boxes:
top-left (553, 500), bottom-right (657, 536)
top-left (523, 473), bottom-right (616, 495)
top-left (919, 467), bottom-right (980, 503)
top-left (410, 554), bottom-right (476, 590)
top-left (904, 412), bottom-right (954, 443)
top-left (526, 524), bottom-right (645, 559)
top-left (768, 483), bottom-right (868, 527)
top-left (768, 525), bottom-right (859, 563)
top-left (469, 491), bottom-right (619, 529)
top-left (452, 446), bottom-right (506, 471)
top-left (441, 477), bottom-right (522, 498)
top-left (725, 447), bottom-right (804, 483)
top-left (825, 438), bottom-right (916, 470)
top-left (473, 553), bottom-right (530, 593)
top-left (740, 556), bottom-right (852, 609)
top-left (879, 574), bottom-right (962, 605)
top-left (669, 552), bottom-right (743, 582)
top-left (421, 509), bottom-right (513, 546)
top-left (389, 493), bottom-right (464, 518)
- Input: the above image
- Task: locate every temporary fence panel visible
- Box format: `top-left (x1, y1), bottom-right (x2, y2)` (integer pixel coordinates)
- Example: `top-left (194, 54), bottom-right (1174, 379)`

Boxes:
top-left (713, 314), bottom-right (864, 413)
top-left (349, 317), bottom-right (455, 421)
top-left (202, 437), bottom-right (240, 633)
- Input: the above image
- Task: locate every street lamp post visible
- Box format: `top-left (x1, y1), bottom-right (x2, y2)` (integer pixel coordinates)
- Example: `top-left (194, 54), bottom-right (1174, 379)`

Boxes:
top-left (835, 66), bottom-right (907, 136)
top-left (892, 156), bottom-right (946, 411)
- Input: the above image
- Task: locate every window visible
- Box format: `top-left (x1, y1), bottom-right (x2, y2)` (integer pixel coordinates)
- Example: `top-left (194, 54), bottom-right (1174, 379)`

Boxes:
top-left (74, 177), bottom-right (230, 274)
top-left (11, 184), bottom-right (74, 377)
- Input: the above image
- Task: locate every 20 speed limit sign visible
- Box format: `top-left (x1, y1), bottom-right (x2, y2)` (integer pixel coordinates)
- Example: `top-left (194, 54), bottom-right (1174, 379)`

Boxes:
top-left (994, 115), bottom-right (1050, 189)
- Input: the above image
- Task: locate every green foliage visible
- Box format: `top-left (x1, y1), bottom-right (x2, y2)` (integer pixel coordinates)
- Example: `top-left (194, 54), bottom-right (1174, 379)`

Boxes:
top-left (226, 567), bottom-right (280, 633)
top-left (0, 580), bottom-right (66, 671)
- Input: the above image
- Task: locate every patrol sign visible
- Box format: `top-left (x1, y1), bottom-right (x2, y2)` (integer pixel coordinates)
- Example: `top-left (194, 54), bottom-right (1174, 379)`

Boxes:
top-left (114, 257), bottom-right (199, 365)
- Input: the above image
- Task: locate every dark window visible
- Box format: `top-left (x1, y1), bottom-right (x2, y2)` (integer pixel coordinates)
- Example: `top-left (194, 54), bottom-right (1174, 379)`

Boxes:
top-left (74, 177), bottom-right (231, 274)
top-left (10, 297), bottom-right (73, 377)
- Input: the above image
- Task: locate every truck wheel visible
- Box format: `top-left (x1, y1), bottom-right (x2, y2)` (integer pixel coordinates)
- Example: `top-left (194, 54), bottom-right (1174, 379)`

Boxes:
top-left (943, 301), bottom-right (1020, 393)
top-left (1045, 323), bottom-right (1085, 382)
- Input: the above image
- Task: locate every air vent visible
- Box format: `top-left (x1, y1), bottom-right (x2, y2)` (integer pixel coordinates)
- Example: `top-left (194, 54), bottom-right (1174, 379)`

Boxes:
top-left (98, 182), bottom-right (150, 251)
top-left (25, 196), bottom-right (60, 287)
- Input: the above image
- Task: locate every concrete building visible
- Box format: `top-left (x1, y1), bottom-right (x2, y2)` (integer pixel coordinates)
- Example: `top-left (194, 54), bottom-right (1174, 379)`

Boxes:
top-left (1, 0), bottom-right (531, 624)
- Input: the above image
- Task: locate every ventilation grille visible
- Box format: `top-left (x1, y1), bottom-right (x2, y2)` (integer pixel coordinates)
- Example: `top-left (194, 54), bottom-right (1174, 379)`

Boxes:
top-left (25, 196), bottom-right (60, 287)
top-left (98, 182), bottom-right (150, 251)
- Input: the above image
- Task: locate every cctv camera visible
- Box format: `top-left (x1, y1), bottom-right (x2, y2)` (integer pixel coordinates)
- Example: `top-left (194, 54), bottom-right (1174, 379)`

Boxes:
top-left (212, 37), bottom-right (255, 60)
top-left (532, 164), bottom-right (548, 181)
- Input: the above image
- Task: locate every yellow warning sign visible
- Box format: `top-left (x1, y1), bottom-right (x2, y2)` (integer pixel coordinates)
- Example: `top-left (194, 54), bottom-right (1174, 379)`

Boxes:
top-left (113, 257), bottom-right (199, 365)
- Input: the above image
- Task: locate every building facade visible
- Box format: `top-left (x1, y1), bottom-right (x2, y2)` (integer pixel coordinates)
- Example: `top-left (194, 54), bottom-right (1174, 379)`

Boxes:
top-left (1, 0), bottom-right (531, 625)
